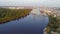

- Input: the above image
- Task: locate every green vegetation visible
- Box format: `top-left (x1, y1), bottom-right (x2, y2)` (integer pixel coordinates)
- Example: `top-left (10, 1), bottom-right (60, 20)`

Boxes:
top-left (0, 8), bottom-right (32, 23)
top-left (45, 15), bottom-right (60, 34)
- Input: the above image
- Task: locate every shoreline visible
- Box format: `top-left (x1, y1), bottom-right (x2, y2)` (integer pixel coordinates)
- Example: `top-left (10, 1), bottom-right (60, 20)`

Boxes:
top-left (0, 8), bottom-right (32, 24)
top-left (44, 15), bottom-right (60, 34)
top-left (0, 13), bottom-right (30, 24)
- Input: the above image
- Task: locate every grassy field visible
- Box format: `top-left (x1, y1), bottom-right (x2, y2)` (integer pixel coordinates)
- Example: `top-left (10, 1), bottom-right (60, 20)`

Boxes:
top-left (0, 8), bottom-right (32, 23)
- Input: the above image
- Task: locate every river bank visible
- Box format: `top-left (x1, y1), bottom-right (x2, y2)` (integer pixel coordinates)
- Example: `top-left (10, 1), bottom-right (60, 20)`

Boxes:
top-left (0, 8), bottom-right (32, 23)
top-left (44, 15), bottom-right (60, 34)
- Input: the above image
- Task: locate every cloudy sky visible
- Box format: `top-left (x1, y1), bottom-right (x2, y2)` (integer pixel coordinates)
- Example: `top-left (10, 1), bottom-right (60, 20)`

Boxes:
top-left (0, 0), bottom-right (60, 7)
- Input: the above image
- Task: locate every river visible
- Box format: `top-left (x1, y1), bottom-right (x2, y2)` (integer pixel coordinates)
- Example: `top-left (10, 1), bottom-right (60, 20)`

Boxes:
top-left (0, 8), bottom-right (49, 34)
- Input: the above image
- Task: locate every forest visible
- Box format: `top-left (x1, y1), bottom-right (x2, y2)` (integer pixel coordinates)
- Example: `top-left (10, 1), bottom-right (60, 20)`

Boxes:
top-left (0, 8), bottom-right (32, 23)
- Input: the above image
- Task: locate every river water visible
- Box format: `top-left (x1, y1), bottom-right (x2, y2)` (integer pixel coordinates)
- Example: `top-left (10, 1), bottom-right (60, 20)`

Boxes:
top-left (0, 8), bottom-right (49, 34)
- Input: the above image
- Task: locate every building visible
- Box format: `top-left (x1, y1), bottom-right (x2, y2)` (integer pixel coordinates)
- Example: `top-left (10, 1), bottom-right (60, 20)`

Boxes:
top-left (56, 11), bottom-right (60, 17)
top-left (8, 7), bottom-right (24, 9)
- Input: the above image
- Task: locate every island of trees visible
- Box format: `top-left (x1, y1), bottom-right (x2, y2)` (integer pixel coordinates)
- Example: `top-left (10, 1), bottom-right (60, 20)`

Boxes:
top-left (0, 8), bottom-right (32, 23)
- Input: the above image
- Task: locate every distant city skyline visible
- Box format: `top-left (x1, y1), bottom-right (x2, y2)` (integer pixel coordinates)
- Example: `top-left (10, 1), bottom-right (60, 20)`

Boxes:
top-left (0, 0), bottom-right (60, 7)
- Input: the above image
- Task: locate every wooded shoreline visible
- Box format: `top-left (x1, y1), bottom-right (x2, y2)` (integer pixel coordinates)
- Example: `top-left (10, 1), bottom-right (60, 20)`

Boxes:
top-left (0, 8), bottom-right (32, 23)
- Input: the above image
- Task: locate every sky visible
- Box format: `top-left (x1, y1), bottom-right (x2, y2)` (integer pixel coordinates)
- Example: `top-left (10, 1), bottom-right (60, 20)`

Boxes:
top-left (0, 0), bottom-right (60, 7)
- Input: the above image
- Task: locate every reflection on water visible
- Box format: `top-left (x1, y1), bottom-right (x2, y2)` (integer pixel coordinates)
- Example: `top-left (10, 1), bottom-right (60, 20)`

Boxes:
top-left (0, 14), bottom-right (29, 24)
top-left (0, 8), bottom-right (49, 34)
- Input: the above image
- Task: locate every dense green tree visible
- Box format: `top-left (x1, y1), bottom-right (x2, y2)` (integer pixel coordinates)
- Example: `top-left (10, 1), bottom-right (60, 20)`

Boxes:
top-left (0, 8), bottom-right (32, 23)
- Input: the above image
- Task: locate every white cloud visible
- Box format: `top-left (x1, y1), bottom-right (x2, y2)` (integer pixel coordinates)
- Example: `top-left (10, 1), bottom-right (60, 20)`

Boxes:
top-left (0, 0), bottom-right (40, 6)
top-left (41, 0), bottom-right (60, 7)
top-left (0, 0), bottom-right (60, 7)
